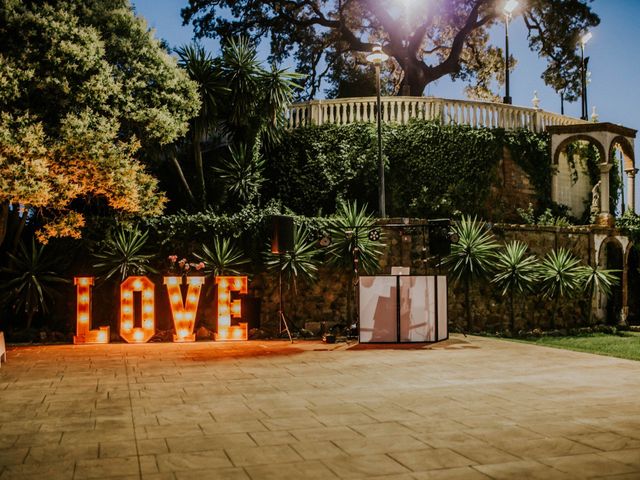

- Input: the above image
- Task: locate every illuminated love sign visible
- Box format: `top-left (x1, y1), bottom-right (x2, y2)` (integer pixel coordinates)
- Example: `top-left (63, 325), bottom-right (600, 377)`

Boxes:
top-left (74, 275), bottom-right (249, 344)
top-left (73, 277), bottom-right (109, 344)
top-left (164, 276), bottom-right (204, 342)
top-left (215, 276), bottom-right (248, 341)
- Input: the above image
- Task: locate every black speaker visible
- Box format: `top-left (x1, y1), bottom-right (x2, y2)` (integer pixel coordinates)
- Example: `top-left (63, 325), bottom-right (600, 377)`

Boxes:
top-left (271, 215), bottom-right (294, 254)
top-left (429, 222), bottom-right (452, 257)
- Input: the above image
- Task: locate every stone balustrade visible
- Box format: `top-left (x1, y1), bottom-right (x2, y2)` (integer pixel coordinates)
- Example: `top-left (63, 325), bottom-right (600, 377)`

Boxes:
top-left (287, 96), bottom-right (587, 132)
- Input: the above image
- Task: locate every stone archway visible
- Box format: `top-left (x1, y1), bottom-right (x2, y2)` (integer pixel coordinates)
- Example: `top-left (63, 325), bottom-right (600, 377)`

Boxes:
top-left (609, 136), bottom-right (638, 214)
top-left (548, 123), bottom-right (637, 225)
top-left (597, 237), bottom-right (625, 324)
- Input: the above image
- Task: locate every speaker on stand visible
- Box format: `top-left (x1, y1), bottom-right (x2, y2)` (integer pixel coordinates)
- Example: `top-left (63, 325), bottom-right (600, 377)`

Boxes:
top-left (271, 215), bottom-right (294, 343)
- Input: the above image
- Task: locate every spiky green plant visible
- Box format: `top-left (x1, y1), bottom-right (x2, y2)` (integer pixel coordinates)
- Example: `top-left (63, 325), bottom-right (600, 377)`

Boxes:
top-left (443, 216), bottom-right (498, 331)
top-left (492, 241), bottom-right (539, 332)
top-left (325, 201), bottom-right (384, 325)
top-left (213, 142), bottom-right (266, 203)
top-left (195, 237), bottom-right (250, 277)
top-left (265, 224), bottom-right (321, 293)
top-left (537, 248), bottom-right (582, 329)
top-left (0, 238), bottom-right (68, 328)
top-left (93, 227), bottom-right (157, 281)
top-left (577, 264), bottom-right (620, 325)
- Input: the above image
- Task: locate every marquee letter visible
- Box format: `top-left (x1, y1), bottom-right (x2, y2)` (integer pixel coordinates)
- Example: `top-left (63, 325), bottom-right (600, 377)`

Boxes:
top-left (120, 276), bottom-right (155, 343)
top-left (164, 276), bottom-right (204, 342)
top-left (215, 276), bottom-right (248, 341)
top-left (73, 277), bottom-right (109, 344)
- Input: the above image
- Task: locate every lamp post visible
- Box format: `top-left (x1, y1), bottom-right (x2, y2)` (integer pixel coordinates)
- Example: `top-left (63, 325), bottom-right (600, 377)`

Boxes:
top-left (580, 31), bottom-right (592, 120)
top-left (503, 0), bottom-right (518, 105)
top-left (367, 44), bottom-right (389, 217)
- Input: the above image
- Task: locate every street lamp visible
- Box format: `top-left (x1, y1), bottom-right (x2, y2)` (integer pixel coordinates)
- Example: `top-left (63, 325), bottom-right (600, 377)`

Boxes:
top-left (367, 44), bottom-right (389, 217)
top-left (580, 31), bottom-right (592, 120)
top-left (503, 0), bottom-right (519, 105)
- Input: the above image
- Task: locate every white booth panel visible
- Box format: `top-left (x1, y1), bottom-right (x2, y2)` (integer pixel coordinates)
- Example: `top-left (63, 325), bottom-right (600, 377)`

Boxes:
top-left (437, 276), bottom-right (448, 341)
top-left (359, 276), bottom-right (398, 343)
top-left (399, 276), bottom-right (436, 342)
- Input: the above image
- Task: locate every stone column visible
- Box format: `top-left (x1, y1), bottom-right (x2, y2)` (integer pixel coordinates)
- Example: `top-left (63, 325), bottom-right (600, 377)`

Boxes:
top-left (597, 163), bottom-right (614, 226)
top-left (625, 168), bottom-right (638, 213)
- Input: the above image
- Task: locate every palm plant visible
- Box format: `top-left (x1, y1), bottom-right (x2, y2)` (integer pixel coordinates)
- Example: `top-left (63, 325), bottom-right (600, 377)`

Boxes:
top-left (577, 264), bottom-right (619, 325)
top-left (176, 43), bottom-right (228, 207)
top-left (264, 224), bottom-right (321, 294)
top-left (325, 201), bottom-right (385, 325)
top-left (220, 37), bottom-right (303, 147)
top-left (0, 238), bottom-right (68, 328)
top-left (195, 237), bottom-right (250, 277)
top-left (213, 142), bottom-right (266, 204)
top-left (443, 216), bottom-right (498, 331)
top-left (537, 248), bottom-right (582, 329)
top-left (92, 226), bottom-right (157, 281)
top-left (491, 241), bottom-right (539, 332)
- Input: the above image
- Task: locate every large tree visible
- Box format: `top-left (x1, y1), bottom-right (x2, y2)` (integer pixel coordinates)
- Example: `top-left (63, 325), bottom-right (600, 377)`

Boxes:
top-left (0, 0), bottom-right (200, 246)
top-left (182, 0), bottom-right (599, 100)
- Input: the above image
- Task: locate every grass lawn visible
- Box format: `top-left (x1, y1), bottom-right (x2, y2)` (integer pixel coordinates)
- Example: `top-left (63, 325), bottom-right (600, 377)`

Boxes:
top-left (512, 331), bottom-right (640, 361)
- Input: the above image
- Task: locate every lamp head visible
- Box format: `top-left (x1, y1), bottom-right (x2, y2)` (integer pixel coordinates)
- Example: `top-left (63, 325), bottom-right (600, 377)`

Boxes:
top-left (504, 0), bottom-right (519, 15)
top-left (366, 44), bottom-right (389, 64)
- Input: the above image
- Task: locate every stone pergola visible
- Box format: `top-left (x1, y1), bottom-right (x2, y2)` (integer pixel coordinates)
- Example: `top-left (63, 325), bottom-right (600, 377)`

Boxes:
top-left (547, 123), bottom-right (637, 225)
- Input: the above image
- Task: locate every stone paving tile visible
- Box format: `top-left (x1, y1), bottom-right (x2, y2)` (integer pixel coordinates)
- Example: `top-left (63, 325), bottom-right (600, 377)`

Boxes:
top-left (244, 460), bottom-right (338, 480)
top-left (155, 451), bottom-right (232, 472)
top-left (539, 453), bottom-right (639, 478)
top-left (390, 447), bottom-right (473, 472)
top-left (322, 453), bottom-right (410, 478)
top-left (474, 459), bottom-right (581, 479)
top-left (224, 444), bottom-right (302, 467)
top-left (333, 434), bottom-right (430, 456)
top-left (25, 443), bottom-right (98, 464)
top-left (567, 432), bottom-right (640, 452)
top-left (290, 440), bottom-right (348, 460)
top-left (173, 467), bottom-right (249, 480)
top-left (247, 431), bottom-right (297, 446)
top-left (411, 466), bottom-right (493, 479)
top-left (74, 456), bottom-right (145, 479)
top-left (597, 448), bottom-right (640, 470)
top-left (0, 459), bottom-right (75, 480)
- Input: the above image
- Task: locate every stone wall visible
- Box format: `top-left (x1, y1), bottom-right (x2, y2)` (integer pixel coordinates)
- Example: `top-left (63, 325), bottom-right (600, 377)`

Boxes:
top-left (245, 221), bottom-right (627, 335)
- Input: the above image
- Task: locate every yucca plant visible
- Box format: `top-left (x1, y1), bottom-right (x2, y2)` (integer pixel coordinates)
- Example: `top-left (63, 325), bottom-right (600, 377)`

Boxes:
top-left (537, 248), bottom-right (582, 329)
top-left (325, 201), bottom-right (385, 325)
top-left (577, 264), bottom-right (619, 325)
top-left (443, 216), bottom-right (498, 331)
top-left (264, 224), bottom-right (321, 294)
top-left (0, 238), bottom-right (68, 328)
top-left (92, 226), bottom-right (157, 281)
top-left (491, 241), bottom-right (539, 332)
top-left (195, 237), bottom-right (250, 277)
top-left (213, 142), bottom-right (266, 203)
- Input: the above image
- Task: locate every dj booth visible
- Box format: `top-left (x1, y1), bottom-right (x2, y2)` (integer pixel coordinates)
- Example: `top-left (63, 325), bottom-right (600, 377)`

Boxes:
top-left (358, 275), bottom-right (448, 343)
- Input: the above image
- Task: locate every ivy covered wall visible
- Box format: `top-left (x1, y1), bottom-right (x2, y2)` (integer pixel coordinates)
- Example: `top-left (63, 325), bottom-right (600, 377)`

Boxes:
top-left (263, 120), bottom-right (552, 221)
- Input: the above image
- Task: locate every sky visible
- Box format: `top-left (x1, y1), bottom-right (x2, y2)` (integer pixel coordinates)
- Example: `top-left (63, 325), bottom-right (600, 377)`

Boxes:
top-left (131, 0), bottom-right (640, 210)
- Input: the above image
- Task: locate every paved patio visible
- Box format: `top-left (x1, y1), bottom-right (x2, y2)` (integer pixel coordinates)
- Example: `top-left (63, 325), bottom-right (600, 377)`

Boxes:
top-left (0, 335), bottom-right (639, 480)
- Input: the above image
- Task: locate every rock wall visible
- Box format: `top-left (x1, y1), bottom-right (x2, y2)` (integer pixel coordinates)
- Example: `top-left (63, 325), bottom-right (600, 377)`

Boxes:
top-left (248, 221), bottom-right (625, 334)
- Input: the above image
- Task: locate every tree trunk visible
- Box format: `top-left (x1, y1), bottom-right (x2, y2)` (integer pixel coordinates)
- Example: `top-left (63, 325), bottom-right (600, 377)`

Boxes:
top-left (464, 278), bottom-right (472, 332)
top-left (169, 152), bottom-right (197, 206)
top-left (509, 291), bottom-right (515, 332)
top-left (193, 132), bottom-right (206, 207)
top-left (0, 202), bottom-right (8, 249)
top-left (551, 296), bottom-right (559, 330)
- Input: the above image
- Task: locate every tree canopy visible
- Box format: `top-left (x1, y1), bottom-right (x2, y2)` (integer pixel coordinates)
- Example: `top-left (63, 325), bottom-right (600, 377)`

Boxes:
top-left (182, 0), bottom-right (599, 100)
top-left (0, 0), bottom-right (200, 244)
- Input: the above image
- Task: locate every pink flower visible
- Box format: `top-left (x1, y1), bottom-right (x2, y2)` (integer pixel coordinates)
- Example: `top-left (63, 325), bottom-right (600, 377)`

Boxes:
top-left (168, 255), bottom-right (178, 263)
top-left (178, 258), bottom-right (186, 267)
top-left (184, 263), bottom-right (191, 271)
top-left (195, 262), bottom-right (205, 271)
